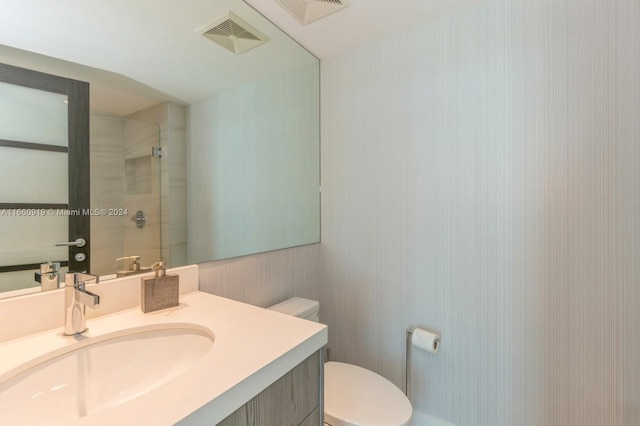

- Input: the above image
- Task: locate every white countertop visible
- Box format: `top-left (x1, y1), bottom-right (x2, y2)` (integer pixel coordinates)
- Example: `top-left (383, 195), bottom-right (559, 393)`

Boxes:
top-left (0, 291), bottom-right (327, 425)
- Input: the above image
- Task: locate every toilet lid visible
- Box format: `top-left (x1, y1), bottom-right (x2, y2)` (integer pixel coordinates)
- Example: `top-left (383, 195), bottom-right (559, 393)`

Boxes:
top-left (324, 362), bottom-right (412, 426)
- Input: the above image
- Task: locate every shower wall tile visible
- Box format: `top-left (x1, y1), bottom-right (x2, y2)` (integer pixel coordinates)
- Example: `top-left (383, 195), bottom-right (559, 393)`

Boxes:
top-left (90, 103), bottom-right (186, 275)
top-left (122, 116), bottom-right (161, 268)
top-left (90, 112), bottom-right (125, 275)
top-left (166, 102), bottom-right (188, 265)
top-left (320, 0), bottom-right (640, 425)
top-left (128, 102), bottom-right (188, 268)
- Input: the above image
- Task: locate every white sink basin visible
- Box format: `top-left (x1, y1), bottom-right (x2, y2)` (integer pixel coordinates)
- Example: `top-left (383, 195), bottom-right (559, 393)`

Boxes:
top-left (0, 323), bottom-right (214, 424)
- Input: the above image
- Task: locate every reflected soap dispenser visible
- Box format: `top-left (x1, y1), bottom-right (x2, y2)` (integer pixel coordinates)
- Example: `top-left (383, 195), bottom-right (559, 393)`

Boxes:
top-left (141, 261), bottom-right (179, 313)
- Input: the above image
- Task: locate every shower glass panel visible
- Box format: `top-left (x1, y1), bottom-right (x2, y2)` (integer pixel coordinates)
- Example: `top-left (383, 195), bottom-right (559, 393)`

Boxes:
top-left (89, 112), bottom-right (163, 277)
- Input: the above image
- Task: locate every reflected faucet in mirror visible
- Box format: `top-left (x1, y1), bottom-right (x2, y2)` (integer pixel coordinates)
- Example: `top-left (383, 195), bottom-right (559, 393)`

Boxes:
top-left (64, 272), bottom-right (99, 337)
top-left (116, 256), bottom-right (152, 278)
top-left (34, 262), bottom-right (61, 291)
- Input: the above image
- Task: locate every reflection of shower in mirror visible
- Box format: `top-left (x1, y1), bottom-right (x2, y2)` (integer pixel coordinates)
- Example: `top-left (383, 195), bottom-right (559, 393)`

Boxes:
top-left (131, 210), bottom-right (146, 229)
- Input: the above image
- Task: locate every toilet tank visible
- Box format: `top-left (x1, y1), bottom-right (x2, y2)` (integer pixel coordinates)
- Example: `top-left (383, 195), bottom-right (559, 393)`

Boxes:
top-left (268, 297), bottom-right (319, 322)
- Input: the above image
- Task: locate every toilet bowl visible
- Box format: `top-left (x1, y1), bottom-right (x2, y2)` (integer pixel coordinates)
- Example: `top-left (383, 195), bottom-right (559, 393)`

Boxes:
top-left (269, 297), bottom-right (412, 426)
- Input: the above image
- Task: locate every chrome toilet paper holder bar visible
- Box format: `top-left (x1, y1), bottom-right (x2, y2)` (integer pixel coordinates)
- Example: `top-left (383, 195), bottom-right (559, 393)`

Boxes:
top-left (405, 327), bottom-right (441, 400)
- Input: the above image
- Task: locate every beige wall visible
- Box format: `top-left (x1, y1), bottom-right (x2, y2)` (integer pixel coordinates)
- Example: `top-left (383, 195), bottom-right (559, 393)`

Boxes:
top-left (320, 0), bottom-right (640, 424)
top-left (90, 111), bottom-right (125, 275)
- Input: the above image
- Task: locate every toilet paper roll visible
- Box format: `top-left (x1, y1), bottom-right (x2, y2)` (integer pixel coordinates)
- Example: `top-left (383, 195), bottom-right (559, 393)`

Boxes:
top-left (412, 328), bottom-right (440, 354)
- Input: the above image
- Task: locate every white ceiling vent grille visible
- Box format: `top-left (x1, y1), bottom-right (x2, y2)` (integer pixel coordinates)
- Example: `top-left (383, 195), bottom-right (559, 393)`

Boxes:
top-left (198, 12), bottom-right (269, 54)
top-left (275, 0), bottom-right (351, 25)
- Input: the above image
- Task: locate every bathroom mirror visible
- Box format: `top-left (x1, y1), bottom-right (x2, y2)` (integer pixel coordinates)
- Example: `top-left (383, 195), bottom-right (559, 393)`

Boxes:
top-left (0, 0), bottom-right (320, 297)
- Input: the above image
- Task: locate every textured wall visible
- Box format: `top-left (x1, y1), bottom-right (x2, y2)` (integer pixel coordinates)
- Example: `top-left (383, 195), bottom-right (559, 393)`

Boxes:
top-left (320, 0), bottom-right (640, 425)
top-left (198, 243), bottom-right (320, 309)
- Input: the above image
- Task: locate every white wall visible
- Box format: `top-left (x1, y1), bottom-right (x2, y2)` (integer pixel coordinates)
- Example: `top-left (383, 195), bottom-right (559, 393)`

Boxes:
top-left (188, 64), bottom-right (320, 263)
top-left (320, 0), bottom-right (640, 425)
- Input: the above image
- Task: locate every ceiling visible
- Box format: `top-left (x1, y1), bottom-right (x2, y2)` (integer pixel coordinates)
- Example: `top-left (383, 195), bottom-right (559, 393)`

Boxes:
top-left (0, 0), bottom-right (484, 115)
top-left (246, 0), bottom-right (486, 58)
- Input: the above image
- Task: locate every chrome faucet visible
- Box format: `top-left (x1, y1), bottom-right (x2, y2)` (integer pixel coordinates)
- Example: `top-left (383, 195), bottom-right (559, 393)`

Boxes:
top-left (63, 272), bottom-right (100, 337)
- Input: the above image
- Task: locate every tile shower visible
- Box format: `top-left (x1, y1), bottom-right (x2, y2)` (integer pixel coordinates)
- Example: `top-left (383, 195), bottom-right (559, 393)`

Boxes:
top-left (91, 102), bottom-right (187, 276)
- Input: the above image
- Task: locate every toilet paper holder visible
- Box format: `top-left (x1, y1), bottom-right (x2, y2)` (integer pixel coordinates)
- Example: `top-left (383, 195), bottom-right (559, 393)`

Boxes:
top-left (405, 327), bottom-right (440, 399)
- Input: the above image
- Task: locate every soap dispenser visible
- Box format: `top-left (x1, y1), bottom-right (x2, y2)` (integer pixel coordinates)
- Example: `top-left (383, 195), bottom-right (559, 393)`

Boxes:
top-left (141, 261), bottom-right (179, 313)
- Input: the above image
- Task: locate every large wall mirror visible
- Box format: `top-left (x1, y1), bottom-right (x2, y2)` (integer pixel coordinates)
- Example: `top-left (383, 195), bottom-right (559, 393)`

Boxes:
top-left (0, 0), bottom-right (320, 298)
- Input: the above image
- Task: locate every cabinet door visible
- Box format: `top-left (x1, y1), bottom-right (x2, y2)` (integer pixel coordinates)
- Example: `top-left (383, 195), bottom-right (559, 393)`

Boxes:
top-left (218, 351), bottom-right (321, 426)
top-left (217, 406), bottom-right (249, 426)
top-left (299, 407), bottom-right (320, 426)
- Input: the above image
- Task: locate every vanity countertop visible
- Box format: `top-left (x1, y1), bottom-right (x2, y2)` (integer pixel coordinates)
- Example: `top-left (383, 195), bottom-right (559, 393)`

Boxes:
top-left (0, 291), bottom-right (328, 425)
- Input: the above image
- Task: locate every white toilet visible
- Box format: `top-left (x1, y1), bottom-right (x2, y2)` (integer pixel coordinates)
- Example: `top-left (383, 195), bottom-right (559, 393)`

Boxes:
top-left (269, 297), bottom-right (412, 426)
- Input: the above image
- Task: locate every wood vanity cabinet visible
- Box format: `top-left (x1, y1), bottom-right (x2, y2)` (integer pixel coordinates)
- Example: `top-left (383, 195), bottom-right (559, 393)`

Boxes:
top-left (217, 351), bottom-right (322, 426)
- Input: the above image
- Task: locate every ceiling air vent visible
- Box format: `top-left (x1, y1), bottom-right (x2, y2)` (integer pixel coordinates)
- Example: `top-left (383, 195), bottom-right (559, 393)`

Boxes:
top-left (275, 0), bottom-right (351, 25)
top-left (198, 12), bottom-right (269, 54)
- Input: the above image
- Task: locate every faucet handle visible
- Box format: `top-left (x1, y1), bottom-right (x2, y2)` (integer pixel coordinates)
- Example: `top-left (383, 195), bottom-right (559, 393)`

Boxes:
top-left (40, 262), bottom-right (61, 274)
top-left (64, 272), bottom-right (99, 287)
top-left (75, 287), bottom-right (100, 308)
top-left (35, 262), bottom-right (61, 288)
top-left (78, 272), bottom-right (98, 284)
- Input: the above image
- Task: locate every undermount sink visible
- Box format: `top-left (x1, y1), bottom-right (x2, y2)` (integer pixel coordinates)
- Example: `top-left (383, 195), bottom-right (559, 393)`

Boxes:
top-left (0, 323), bottom-right (214, 424)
